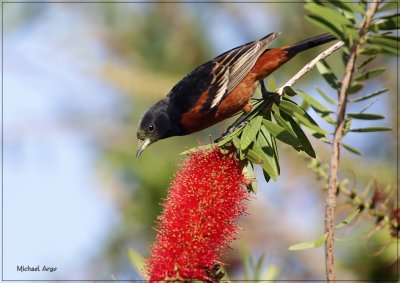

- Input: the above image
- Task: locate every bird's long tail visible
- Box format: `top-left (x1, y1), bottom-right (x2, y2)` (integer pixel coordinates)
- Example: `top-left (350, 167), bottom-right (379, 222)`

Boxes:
top-left (286, 33), bottom-right (337, 55)
top-left (252, 33), bottom-right (337, 80)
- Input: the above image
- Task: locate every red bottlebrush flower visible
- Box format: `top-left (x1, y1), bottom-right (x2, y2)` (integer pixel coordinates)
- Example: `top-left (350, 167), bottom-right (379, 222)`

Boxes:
top-left (146, 147), bottom-right (249, 282)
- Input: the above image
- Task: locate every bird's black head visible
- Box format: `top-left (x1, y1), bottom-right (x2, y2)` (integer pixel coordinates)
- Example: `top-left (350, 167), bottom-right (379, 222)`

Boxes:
top-left (136, 99), bottom-right (185, 158)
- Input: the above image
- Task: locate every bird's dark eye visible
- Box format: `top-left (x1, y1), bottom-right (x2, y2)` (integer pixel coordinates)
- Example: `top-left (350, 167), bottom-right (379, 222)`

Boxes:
top-left (148, 124), bottom-right (155, 132)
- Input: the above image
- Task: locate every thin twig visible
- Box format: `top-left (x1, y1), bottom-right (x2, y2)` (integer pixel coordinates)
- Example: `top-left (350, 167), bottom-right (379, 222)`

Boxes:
top-left (277, 41), bottom-right (344, 95)
top-left (325, 1), bottom-right (382, 282)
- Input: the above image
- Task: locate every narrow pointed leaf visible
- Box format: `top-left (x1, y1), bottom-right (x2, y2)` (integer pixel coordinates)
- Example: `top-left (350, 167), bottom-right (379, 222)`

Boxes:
top-left (335, 209), bottom-right (360, 229)
top-left (233, 136), bottom-right (241, 149)
top-left (272, 105), bottom-right (298, 138)
top-left (355, 67), bottom-right (385, 81)
top-left (299, 91), bottom-right (333, 114)
top-left (316, 87), bottom-right (337, 105)
top-left (284, 113), bottom-right (316, 158)
top-left (359, 46), bottom-right (381, 56)
top-left (306, 15), bottom-right (344, 41)
top-left (260, 128), bottom-right (280, 177)
top-left (350, 127), bottom-right (392, 133)
top-left (305, 3), bottom-right (352, 30)
top-left (357, 54), bottom-right (377, 68)
top-left (347, 113), bottom-right (384, 120)
top-left (327, 0), bottom-right (364, 14)
top-left (342, 143), bottom-right (362, 155)
top-left (347, 82), bottom-right (363, 94)
top-left (256, 133), bottom-right (279, 180)
top-left (262, 119), bottom-right (300, 148)
top-left (245, 148), bottom-right (264, 164)
top-left (316, 61), bottom-right (339, 88)
top-left (378, 2), bottom-right (397, 12)
top-left (350, 88), bottom-right (388, 102)
top-left (240, 116), bottom-right (263, 151)
top-left (374, 14), bottom-right (400, 30)
top-left (289, 233), bottom-right (328, 251)
top-left (128, 248), bottom-right (145, 276)
top-left (367, 35), bottom-right (399, 55)
top-left (253, 145), bottom-right (278, 181)
top-left (283, 86), bottom-right (298, 97)
top-left (279, 99), bottom-right (328, 135)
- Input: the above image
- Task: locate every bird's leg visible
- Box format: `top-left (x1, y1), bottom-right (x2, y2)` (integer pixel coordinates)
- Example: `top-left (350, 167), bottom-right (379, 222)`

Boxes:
top-left (215, 81), bottom-right (280, 143)
top-left (260, 79), bottom-right (279, 101)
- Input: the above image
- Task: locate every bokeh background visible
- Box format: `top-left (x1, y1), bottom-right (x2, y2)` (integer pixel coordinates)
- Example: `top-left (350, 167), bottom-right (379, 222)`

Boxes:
top-left (3, 2), bottom-right (397, 281)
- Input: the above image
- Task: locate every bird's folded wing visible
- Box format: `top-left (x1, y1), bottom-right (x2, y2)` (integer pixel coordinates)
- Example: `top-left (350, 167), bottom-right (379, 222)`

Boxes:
top-left (208, 32), bottom-right (280, 109)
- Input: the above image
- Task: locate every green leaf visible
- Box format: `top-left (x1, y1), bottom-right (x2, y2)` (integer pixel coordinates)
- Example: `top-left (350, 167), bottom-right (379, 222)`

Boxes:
top-left (289, 233), bottom-right (328, 251)
top-left (335, 209), bottom-right (360, 229)
top-left (367, 35), bottom-right (399, 55)
top-left (270, 132), bottom-right (280, 175)
top-left (299, 91), bottom-right (333, 114)
top-left (283, 86), bottom-right (297, 97)
top-left (347, 113), bottom-right (384, 120)
top-left (255, 132), bottom-right (279, 180)
top-left (316, 87), bottom-right (337, 105)
top-left (240, 116), bottom-right (263, 151)
top-left (233, 136), bottom-right (241, 149)
top-left (218, 125), bottom-right (245, 146)
top-left (311, 132), bottom-right (331, 143)
top-left (285, 113), bottom-right (316, 158)
top-left (279, 99), bottom-right (328, 136)
top-left (260, 127), bottom-right (280, 176)
top-left (298, 91), bottom-right (336, 124)
top-left (328, 0), bottom-right (365, 14)
top-left (359, 46), bottom-right (381, 56)
top-left (374, 14), bottom-right (400, 30)
top-left (350, 88), bottom-right (388, 102)
top-left (355, 67), bottom-right (385, 81)
top-left (306, 15), bottom-right (344, 41)
top-left (350, 127), bottom-right (392, 133)
top-left (316, 61), bottom-right (339, 88)
top-left (272, 108), bottom-right (297, 136)
top-left (378, 2), bottom-right (398, 12)
top-left (347, 82), bottom-right (363, 94)
top-left (245, 148), bottom-right (264, 164)
top-left (357, 54), bottom-right (377, 68)
top-left (305, 3), bottom-right (351, 34)
top-left (127, 248), bottom-right (145, 276)
top-left (262, 119), bottom-right (300, 148)
top-left (342, 143), bottom-right (362, 155)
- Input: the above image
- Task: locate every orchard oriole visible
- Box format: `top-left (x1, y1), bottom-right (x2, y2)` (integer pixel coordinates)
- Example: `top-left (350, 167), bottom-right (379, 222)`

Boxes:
top-left (137, 32), bottom-right (336, 158)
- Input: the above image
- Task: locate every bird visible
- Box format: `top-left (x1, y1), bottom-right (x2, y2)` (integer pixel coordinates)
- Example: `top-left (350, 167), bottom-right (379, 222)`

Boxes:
top-left (136, 32), bottom-right (336, 158)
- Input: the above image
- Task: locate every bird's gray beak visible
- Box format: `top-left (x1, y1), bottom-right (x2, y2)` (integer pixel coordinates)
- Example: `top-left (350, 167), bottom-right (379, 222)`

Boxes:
top-left (136, 138), bottom-right (151, 159)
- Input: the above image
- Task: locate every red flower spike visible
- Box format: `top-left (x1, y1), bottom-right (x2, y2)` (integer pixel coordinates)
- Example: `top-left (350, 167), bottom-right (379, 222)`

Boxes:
top-left (146, 147), bottom-right (249, 282)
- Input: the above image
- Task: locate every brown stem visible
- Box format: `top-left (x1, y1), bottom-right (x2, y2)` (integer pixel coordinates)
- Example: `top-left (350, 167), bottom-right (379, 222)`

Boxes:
top-left (325, 1), bottom-right (381, 281)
